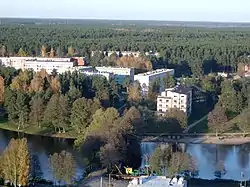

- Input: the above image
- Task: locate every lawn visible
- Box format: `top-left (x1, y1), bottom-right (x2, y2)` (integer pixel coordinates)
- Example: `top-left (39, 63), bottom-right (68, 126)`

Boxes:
top-left (0, 119), bottom-right (78, 139)
top-left (188, 116), bottom-right (209, 133)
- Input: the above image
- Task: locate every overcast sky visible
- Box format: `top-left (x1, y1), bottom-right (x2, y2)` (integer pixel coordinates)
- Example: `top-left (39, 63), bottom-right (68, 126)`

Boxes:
top-left (0, 0), bottom-right (249, 22)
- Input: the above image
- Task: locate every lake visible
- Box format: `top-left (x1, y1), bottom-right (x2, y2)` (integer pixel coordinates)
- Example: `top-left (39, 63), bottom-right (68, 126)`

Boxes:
top-left (0, 129), bottom-right (84, 182)
top-left (0, 128), bottom-right (250, 183)
top-left (141, 142), bottom-right (250, 181)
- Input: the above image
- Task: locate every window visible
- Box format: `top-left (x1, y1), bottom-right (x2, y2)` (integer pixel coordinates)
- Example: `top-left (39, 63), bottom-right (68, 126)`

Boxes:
top-left (159, 109), bottom-right (162, 112)
top-left (181, 105), bottom-right (184, 108)
top-left (174, 100), bottom-right (177, 103)
top-left (181, 95), bottom-right (184, 98)
top-left (174, 105), bottom-right (177, 108)
top-left (159, 104), bottom-right (162, 107)
top-left (166, 105), bottom-right (168, 108)
top-left (174, 95), bottom-right (177, 97)
top-left (159, 99), bottom-right (162, 102)
top-left (166, 100), bottom-right (169, 102)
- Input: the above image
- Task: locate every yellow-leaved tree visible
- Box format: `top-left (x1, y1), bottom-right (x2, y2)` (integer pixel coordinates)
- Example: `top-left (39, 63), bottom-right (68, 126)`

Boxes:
top-left (0, 138), bottom-right (30, 187)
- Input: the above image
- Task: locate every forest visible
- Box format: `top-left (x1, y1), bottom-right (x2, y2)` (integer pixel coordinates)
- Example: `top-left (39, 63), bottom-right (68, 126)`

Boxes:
top-left (1, 25), bottom-right (250, 77)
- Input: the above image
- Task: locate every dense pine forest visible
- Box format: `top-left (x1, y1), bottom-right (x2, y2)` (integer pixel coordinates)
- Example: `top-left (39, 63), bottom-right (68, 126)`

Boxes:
top-left (1, 23), bottom-right (250, 77)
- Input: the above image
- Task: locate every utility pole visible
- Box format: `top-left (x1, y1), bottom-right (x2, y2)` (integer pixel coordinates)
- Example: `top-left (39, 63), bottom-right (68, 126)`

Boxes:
top-left (108, 174), bottom-right (111, 187)
top-left (100, 177), bottom-right (103, 187)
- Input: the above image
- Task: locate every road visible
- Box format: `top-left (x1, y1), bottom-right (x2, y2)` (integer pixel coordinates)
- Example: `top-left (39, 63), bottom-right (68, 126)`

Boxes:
top-left (183, 114), bottom-right (208, 133)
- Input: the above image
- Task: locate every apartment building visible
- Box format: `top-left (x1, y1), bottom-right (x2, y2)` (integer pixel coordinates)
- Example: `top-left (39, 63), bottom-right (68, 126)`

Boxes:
top-left (134, 69), bottom-right (175, 94)
top-left (157, 85), bottom-right (192, 116)
top-left (0, 57), bottom-right (86, 74)
top-left (95, 66), bottom-right (134, 84)
top-left (79, 70), bottom-right (114, 81)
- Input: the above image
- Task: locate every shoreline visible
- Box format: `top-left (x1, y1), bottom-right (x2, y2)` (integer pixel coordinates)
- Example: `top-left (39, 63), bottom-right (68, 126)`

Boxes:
top-left (1, 121), bottom-right (250, 145)
top-left (0, 121), bottom-right (77, 139)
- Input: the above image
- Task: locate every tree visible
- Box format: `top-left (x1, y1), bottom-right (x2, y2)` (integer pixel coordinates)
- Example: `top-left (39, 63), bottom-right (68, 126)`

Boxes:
top-left (67, 46), bottom-right (74, 57)
top-left (208, 104), bottom-right (228, 136)
top-left (128, 82), bottom-right (142, 105)
top-left (66, 83), bottom-right (82, 104)
top-left (237, 108), bottom-right (250, 136)
top-left (43, 94), bottom-right (60, 132)
top-left (15, 92), bottom-right (29, 130)
top-left (0, 138), bottom-right (30, 187)
top-left (163, 73), bottom-right (176, 89)
top-left (44, 94), bottom-right (70, 133)
top-left (29, 95), bottom-right (44, 128)
top-left (41, 45), bottom-right (46, 57)
top-left (201, 76), bottom-right (216, 92)
top-left (219, 80), bottom-right (238, 114)
top-left (165, 109), bottom-right (188, 130)
top-left (150, 145), bottom-right (194, 177)
top-left (0, 45), bottom-right (7, 57)
top-left (0, 76), bottom-right (5, 104)
top-left (49, 76), bottom-right (61, 93)
top-left (29, 73), bottom-right (45, 93)
top-left (123, 76), bottom-right (131, 92)
top-left (58, 95), bottom-right (70, 133)
top-left (71, 98), bottom-right (101, 133)
top-left (4, 88), bottom-right (17, 120)
top-left (17, 48), bottom-right (28, 57)
top-left (50, 48), bottom-right (55, 58)
top-left (49, 151), bottom-right (76, 185)
top-left (10, 70), bottom-right (31, 92)
top-left (150, 146), bottom-right (171, 175)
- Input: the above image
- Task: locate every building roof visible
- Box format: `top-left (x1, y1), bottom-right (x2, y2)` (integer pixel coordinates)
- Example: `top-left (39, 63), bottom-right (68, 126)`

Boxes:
top-left (127, 176), bottom-right (186, 187)
top-left (172, 85), bottom-right (192, 95)
top-left (135, 69), bottom-right (174, 77)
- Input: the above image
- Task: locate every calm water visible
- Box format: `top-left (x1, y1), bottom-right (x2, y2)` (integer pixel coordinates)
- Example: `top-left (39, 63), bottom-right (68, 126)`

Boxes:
top-left (0, 129), bottom-right (84, 181)
top-left (1, 128), bottom-right (250, 182)
top-left (141, 142), bottom-right (250, 181)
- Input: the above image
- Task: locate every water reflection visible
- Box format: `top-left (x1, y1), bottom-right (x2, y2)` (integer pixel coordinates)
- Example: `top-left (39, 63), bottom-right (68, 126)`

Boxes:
top-left (0, 130), bottom-right (84, 181)
top-left (141, 142), bottom-right (250, 181)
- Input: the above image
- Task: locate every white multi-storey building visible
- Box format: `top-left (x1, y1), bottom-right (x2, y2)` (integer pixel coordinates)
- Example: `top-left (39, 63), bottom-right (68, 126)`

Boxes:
top-left (134, 69), bottom-right (175, 94)
top-left (157, 85), bottom-right (192, 116)
top-left (79, 70), bottom-right (114, 81)
top-left (0, 57), bottom-right (85, 74)
top-left (95, 66), bottom-right (134, 84)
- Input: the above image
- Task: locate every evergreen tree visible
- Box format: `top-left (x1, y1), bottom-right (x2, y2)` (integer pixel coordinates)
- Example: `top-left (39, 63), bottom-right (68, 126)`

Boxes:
top-left (29, 95), bottom-right (44, 128)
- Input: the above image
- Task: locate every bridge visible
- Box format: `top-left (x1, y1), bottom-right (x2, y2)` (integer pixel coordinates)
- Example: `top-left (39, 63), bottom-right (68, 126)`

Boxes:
top-left (138, 132), bottom-right (249, 143)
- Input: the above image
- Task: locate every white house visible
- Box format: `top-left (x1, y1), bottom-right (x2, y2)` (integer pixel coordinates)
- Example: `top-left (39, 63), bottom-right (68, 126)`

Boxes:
top-left (134, 69), bottom-right (175, 94)
top-left (157, 85), bottom-right (192, 116)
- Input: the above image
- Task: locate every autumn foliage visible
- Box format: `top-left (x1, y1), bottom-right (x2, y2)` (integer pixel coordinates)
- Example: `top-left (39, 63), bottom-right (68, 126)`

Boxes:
top-left (116, 55), bottom-right (152, 70)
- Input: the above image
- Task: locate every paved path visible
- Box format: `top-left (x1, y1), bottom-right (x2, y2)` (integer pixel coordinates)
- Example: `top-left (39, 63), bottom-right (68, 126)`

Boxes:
top-left (183, 114), bottom-right (208, 133)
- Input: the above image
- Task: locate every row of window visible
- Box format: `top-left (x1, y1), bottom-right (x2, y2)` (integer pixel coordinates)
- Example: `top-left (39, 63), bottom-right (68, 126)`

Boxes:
top-left (158, 104), bottom-right (186, 108)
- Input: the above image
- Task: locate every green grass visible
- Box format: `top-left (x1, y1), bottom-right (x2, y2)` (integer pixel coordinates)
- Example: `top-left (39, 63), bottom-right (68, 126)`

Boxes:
top-left (188, 117), bottom-right (209, 133)
top-left (0, 119), bottom-right (78, 139)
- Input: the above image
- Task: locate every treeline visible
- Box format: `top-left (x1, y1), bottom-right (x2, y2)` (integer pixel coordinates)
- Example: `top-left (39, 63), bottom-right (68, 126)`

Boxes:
top-left (0, 138), bottom-right (76, 186)
top-left (0, 67), bottom-right (122, 133)
top-left (0, 67), bottom-right (144, 169)
top-left (207, 77), bottom-right (250, 134)
top-left (1, 25), bottom-right (250, 76)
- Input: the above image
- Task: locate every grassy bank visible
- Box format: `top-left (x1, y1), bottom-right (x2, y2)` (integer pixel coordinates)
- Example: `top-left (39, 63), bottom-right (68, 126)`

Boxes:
top-left (0, 119), bottom-right (78, 139)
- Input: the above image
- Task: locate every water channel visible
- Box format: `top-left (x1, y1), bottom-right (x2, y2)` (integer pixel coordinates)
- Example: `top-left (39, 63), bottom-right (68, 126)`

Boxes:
top-left (1, 128), bottom-right (250, 182)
